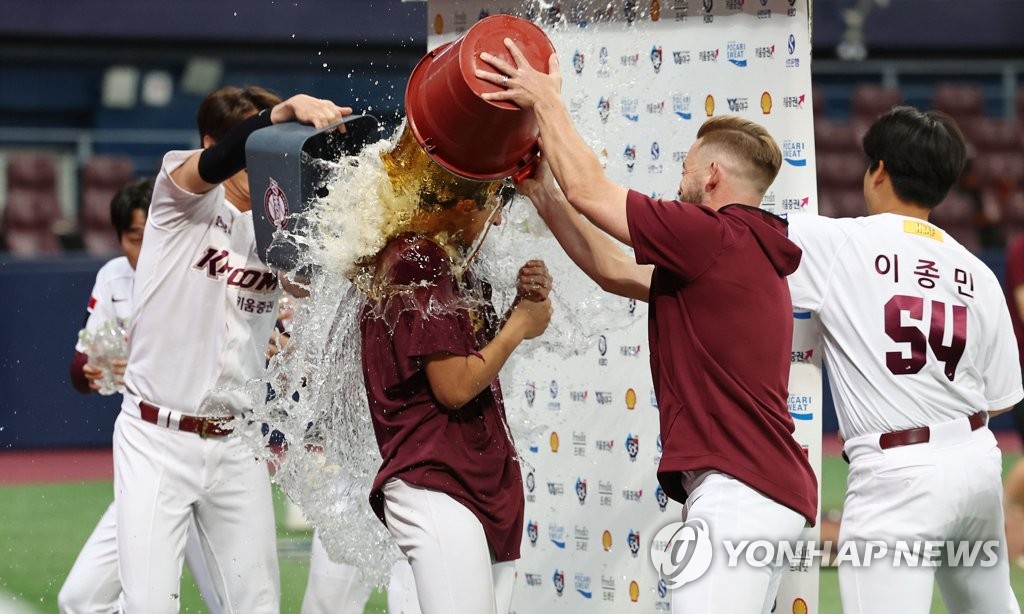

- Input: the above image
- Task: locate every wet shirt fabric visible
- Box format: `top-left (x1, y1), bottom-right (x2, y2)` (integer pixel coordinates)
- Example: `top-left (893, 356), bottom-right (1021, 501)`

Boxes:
top-left (361, 235), bottom-right (525, 562)
top-left (625, 190), bottom-right (818, 525)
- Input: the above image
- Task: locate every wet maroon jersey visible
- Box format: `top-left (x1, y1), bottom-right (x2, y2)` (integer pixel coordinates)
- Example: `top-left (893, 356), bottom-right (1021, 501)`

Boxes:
top-left (361, 235), bottom-right (525, 561)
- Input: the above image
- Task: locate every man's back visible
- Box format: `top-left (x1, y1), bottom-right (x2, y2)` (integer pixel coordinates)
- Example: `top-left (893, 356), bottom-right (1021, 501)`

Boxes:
top-left (788, 213), bottom-right (1021, 438)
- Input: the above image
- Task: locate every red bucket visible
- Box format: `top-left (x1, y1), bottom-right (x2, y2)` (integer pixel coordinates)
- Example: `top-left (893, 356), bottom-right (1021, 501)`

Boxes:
top-left (405, 15), bottom-right (556, 181)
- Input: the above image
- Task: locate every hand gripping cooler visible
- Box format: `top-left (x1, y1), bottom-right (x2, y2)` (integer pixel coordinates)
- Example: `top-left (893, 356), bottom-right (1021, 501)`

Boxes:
top-left (246, 114), bottom-right (380, 270)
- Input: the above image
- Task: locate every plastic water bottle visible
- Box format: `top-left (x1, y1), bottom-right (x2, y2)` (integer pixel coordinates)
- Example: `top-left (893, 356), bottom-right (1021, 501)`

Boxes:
top-left (80, 320), bottom-right (129, 396)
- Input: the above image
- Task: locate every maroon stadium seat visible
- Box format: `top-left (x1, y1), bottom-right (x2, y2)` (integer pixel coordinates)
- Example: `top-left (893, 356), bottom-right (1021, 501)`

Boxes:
top-left (80, 155), bottom-right (135, 256)
top-left (816, 151), bottom-right (868, 190)
top-left (960, 117), bottom-right (1021, 153)
top-left (818, 189), bottom-right (866, 219)
top-left (931, 83), bottom-right (985, 121)
top-left (850, 84), bottom-right (904, 121)
top-left (814, 118), bottom-right (863, 153)
top-left (2, 154), bottom-right (63, 256)
top-left (930, 189), bottom-right (981, 253)
top-left (973, 151), bottom-right (1024, 189)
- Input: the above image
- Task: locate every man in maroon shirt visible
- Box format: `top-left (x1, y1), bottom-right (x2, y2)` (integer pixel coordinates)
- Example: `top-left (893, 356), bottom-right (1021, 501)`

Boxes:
top-left (361, 190), bottom-right (553, 614)
top-left (480, 42), bottom-right (817, 612)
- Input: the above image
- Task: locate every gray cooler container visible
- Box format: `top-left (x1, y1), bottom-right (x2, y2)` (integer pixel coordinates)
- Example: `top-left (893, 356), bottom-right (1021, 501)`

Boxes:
top-left (246, 114), bottom-right (380, 271)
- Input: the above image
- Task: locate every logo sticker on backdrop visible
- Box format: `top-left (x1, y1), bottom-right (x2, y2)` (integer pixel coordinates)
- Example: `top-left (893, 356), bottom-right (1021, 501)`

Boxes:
top-left (264, 178), bottom-right (290, 230)
top-left (783, 139), bottom-right (807, 166)
top-left (626, 433), bottom-right (640, 461)
top-left (576, 477), bottom-right (588, 504)
top-left (575, 572), bottom-right (593, 598)
top-left (656, 485), bottom-right (670, 511)
top-left (726, 41), bottom-right (747, 66)
top-left (573, 49), bottom-right (585, 74)
top-left (705, 94), bottom-right (715, 116)
top-left (628, 529), bottom-right (641, 557)
top-left (525, 381), bottom-right (536, 407)
top-left (788, 394), bottom-right (814, 420)
top-left (650, 45), bottom-right (663, 72)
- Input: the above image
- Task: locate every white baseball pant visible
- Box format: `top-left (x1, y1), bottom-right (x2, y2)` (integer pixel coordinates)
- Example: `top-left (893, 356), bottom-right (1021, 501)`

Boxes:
top-left (58, 502), bottom-right (224, 613)
top-left (113, 411), bottom-right (280, 614)
top-left (840, 417), bottom-right (1019, 614)
top-left (382, 479), bottom-right (515, 614)
top-left (669, 470), bottom-right (807, 614)
top-left (299, 529), bottom-right (422, 614)
top-left (300, 528), bottom-right (372, 614)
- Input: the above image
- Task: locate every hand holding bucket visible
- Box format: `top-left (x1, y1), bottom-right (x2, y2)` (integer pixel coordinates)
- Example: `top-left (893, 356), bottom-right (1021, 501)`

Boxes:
top-left (404, 15), bottom-right (557, 181)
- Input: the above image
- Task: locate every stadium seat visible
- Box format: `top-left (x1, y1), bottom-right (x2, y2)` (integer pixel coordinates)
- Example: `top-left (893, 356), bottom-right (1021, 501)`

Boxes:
top-left (973, 151), bottom-right (1024, 189)
top-left (1003, 189), bottom-right (1024, 245)
top-left (816, 151), bottom-right (868, 190)
top-left (813, 118), bottom-right (863, 153)
top-left (931, 189), bottom-right (981, 253)
top-left (2, 154), bottom-right (64, 256)
top-left (79, 155), bottom-right (135, 256)
top-left (931, 83), bottom-right (985, 121)
top-left (818, 189), bottom-right (865, 219)
top-left (850, 83), bottom-right (903, 121)
top-left (811, 87), bottom-right (825, 117)
top-left (960, 117), bottom-right (1021, 153)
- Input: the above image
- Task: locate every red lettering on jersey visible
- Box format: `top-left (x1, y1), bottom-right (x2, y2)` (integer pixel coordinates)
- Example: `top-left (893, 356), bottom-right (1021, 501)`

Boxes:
top-left (194, 248), bottom-right (231, 279)
top-left (254, 272), bottom-right (279, 292)
top-left (229, 270), bottom-right (261, 289)
top-left (194, 246), bottom-right (277, 293)
top-left (884, 294), bottom-right (968, 381)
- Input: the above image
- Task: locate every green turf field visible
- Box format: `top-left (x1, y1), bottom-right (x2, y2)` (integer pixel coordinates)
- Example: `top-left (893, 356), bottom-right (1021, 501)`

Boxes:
top-left (1, 456), bottom-right (1021, 612)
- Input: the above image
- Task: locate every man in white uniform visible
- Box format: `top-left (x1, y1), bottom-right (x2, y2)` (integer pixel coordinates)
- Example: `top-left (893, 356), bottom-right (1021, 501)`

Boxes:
top-left (787, 106), bottom-right (1022, 613)
top-left (63, 177), bottom-right (224, 614)
top-left (114, 85), bottom-right (349, 613)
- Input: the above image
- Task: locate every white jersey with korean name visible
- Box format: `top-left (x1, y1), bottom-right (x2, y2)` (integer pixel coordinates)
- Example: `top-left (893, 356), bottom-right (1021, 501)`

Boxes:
top-left (788, 212), bottom-right (1023, 439)
top-left (123, 150), bottom-right (281, 417)
top-left (75, 256), bottom-right (135, 353)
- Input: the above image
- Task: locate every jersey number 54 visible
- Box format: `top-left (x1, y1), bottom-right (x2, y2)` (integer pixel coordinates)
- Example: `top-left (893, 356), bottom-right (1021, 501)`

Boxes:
top-left (884, 294), bottom-right (966, 382)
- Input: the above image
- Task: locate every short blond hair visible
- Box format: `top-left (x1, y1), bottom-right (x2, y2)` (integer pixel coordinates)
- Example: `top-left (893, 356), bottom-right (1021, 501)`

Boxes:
top-left (696, 116), bottom-right (782, 193)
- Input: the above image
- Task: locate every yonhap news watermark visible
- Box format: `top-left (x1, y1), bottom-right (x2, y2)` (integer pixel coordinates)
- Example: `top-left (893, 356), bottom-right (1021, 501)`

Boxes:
top-left (650, 519), bottom-right (1002, 589)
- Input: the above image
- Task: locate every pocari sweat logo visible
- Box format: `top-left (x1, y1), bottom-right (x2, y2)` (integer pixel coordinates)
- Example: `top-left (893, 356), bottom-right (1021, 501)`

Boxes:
top-left (726, 41), bottom-right (747, 67)
top-left (782, 139), bottom-right (807, 167)
top-left (672, 92), bottom-right (692, 120)
top-left (650, 518), bottom-right (714, 589)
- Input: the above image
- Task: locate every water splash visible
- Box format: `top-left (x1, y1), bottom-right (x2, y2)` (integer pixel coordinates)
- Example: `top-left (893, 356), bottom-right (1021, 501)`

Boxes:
top-left (232, 21), bottom-right (644, 589)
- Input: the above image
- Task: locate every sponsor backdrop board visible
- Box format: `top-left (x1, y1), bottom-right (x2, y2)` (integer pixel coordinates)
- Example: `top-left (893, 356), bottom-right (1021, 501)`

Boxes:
top-left (426, 1), bottom-right (822, 612)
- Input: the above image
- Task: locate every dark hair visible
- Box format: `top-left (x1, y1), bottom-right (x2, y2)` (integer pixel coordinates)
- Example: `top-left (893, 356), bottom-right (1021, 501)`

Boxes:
top-left (196, 86), bottom-right (282, 142)
top-left (110, 176), bottom-right (155, 238)
top-left (862, 106), bottom-right (967, 208)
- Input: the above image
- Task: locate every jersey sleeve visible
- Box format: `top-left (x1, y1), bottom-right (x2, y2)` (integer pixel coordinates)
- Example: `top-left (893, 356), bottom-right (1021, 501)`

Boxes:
top-left (980, 272), bottom-right (1024, 409)
top-left (785, 214), bottom-right (851, 313)
top-left (75, 266), bottom-right (115, 353)
top-left (384, 240), bottom-right (477, 384)
top-left (625, 190), bottom-right (725, 280)
top-left (146, 150), bottom-right (221, 231)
